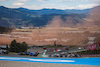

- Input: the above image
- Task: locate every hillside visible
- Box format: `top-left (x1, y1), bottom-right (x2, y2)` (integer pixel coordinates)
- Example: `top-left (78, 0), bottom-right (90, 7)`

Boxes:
top-left (0, 6), bottom-right (89, 27)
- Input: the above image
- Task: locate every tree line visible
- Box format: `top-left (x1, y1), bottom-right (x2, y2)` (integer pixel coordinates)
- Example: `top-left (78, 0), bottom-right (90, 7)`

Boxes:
top-left (9, 39), bottom-right (28, 53)
top-left (0, 26), bottom-right (13, 34)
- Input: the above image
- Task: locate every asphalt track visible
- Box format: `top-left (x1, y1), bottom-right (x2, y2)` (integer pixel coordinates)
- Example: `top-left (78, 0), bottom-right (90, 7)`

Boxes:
top-left (0, 56), bottom-right (100, 66)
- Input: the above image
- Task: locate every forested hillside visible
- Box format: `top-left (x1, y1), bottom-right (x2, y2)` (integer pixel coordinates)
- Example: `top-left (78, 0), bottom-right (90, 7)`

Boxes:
top-left (0, 6), bottom-right (89, 28)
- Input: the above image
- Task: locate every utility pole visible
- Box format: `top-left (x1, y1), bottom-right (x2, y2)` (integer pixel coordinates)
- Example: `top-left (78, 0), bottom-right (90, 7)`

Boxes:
top-left (54, 40), bottom-right (56, 46)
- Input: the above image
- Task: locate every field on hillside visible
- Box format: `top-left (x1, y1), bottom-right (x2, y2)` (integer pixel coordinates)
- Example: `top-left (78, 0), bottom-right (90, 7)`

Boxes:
top-left (0, 27), bottom-right (100, 46)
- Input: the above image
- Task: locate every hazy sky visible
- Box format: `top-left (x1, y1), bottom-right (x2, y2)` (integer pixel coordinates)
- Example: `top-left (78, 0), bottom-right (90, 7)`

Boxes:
top-left (0, 0), bottom-right (100, 10)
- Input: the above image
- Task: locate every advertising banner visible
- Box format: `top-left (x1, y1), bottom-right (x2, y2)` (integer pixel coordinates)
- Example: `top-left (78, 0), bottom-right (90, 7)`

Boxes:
top-left (86, 43), bottom-right (99, 51)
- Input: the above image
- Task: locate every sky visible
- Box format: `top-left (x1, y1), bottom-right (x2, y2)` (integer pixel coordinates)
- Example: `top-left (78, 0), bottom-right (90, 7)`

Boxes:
top-left (0, 0), bottom-right (100, 10)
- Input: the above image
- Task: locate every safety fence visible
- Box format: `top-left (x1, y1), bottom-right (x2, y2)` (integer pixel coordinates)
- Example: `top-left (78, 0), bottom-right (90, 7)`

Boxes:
top-left (81, 54), bottom-right (100, 57)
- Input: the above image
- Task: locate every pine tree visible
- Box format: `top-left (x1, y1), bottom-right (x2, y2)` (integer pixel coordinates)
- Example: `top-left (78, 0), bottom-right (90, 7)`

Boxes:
top-left (9, 39), bottom-right (17, 52)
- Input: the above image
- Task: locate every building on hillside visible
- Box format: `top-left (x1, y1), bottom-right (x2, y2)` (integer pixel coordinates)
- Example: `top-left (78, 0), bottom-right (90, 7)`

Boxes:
top-left (0, 45), bottom-right (9, 54)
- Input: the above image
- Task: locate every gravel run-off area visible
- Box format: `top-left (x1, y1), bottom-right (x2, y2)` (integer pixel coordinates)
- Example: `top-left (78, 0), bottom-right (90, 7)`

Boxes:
top-left (0, 61), bottom-right (100, 67)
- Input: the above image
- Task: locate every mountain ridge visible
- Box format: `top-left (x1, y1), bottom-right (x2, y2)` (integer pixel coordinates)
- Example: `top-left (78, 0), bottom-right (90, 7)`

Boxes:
top-left (0, 6), bottom-right (89, 27)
